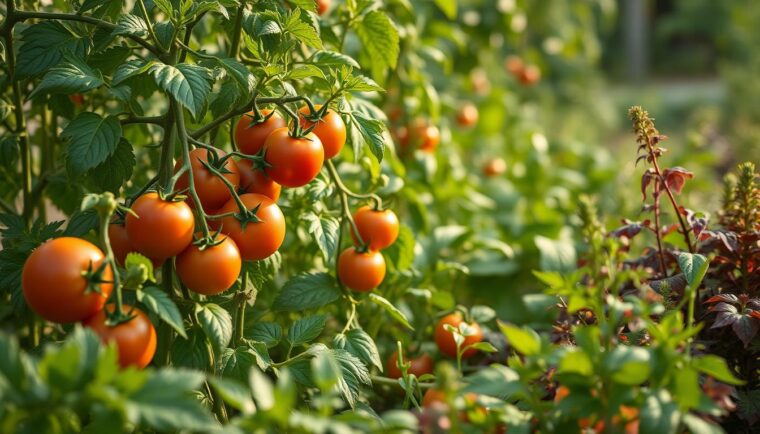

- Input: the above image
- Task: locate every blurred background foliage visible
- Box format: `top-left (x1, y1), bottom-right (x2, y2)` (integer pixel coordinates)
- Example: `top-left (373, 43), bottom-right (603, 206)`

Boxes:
top-left (375, 0), bottom-right (758, 321)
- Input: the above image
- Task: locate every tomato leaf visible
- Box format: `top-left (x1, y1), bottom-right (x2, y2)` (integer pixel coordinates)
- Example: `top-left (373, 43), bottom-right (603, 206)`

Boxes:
top-left (29, 53), bottom-right (104, 98)
top-left (692, 354), bottom-right (744, 385)
top-left (208, 377), bottom-right (255, 414)
top-left (284, 9), bottom-right (322, 49)
top-left (246, 322), bottom-right (282, 348)
top-left (170, 327), bottom-right (210, 370)
top-left (288, 315), bottom-right (326, 347)
top-left (302, 212), bottom-right (339, 261)
top-left (61, 112), bottom-right (122, 176)
top-left (150, 63), bottom-right (213, 118)
top-left (16, 21), bottom-right (88, 78)
top-left (312, 50), bottom-right (360, 68)
top-left (196, 303), bottom-right (233, 354)
top-left (138, 286), bottom-right (186, 339)
top-left (368, 293), bottom-right (413, 330)
top-left (272, 272), bottom-right (341, 311)
top-left (498, 321), bottom-right (541, 356)
top-left (112, 14), bottom-right (149, 38)
top-left (221, 343), bottom-right (271, 383)
top-left (86, 138), bottom-right (135, 193)
top-left (333, 328), bottom-right (382, 372)
top-left (355, 11), bottom-right (399, 77)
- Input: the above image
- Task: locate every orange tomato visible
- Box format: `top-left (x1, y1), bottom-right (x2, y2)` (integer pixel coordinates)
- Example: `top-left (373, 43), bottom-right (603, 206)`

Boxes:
top-left (351, 206), bottom-right (399, 250)
top-left (236, 158), bottom-right (281, 201)
top-left (176, 234), bottom-right (242, 295)
top-left (456, 103), bottom-right (479, 127)
top-left (434, 313), bottom-right (483, 359)
top-left (299, 104), bottom-right (346, 159)
top-left (217, 193), bottom-right (286, 261)
top-left (386, 351), bottom-right (434, 379)
top-left (482, 158), bottom-right (507, 177)
top-left (235, 109), bottom-right (286, 155)
top-left (337, 247), bottom-right (386, 292)
top-left (84, 305), bottom-right (157, 369)
top-left (174, 148), bottom-right (240, 211)
top-left (264, 127), bottom-right (324, 188)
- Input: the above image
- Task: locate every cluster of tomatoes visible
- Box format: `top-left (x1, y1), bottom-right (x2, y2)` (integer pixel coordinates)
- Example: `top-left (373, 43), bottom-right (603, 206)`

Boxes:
top-left (504, 55), bottom-right (541, 86)
top-left (22, 237), bottom-right (157, 368)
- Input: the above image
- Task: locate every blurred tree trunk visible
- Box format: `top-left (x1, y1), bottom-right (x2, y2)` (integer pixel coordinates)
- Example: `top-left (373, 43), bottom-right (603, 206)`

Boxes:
top-left (624, 0), bottom-right (648, 81)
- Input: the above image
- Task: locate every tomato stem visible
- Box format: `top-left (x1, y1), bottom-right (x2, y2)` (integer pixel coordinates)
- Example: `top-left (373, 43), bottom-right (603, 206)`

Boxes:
top-left (174, 103), bottom-right (212, 239)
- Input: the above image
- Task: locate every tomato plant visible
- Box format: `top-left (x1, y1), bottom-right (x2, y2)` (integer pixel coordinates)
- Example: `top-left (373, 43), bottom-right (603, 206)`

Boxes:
top-left (0, 0), bottom-right (753, 432)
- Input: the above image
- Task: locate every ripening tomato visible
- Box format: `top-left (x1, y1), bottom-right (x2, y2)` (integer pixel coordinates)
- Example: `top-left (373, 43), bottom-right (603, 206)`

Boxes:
top-left (299, 105), bottom-right (346, 159)
top-left (109, 221), bottom-right (133, 266)
top-left (482, 158), bottom-right (506, 177)
top-left (504, 55), bottom-right (524, 76)
top-left (175, 148), bottom-right (240, 210)
top-left (316, 0), bottom-right (330, 15)
top-left (218, 193), bottom-right (286, 261)
top-left (69, 94), bottom-right (84, 106)
top-left (422, 389), bottom-right (448, 408)
top-left (237, 158), bottom-right (281, 201)
top-left (22, 237), bottom-right (113, 323)
top-left (554, 385), bottom-right (570, 403)
top-left (176, 234), bottom-right (242, 295)
top-left (126, 192), bottom-right (195, 260)
top-left (351, 206), bottom-right (399, 250)
top-left (337, 247), bottom-right (386, 292)
top-left (519, 64), bottom-right (541, 86)
top-left (434, 313), bottom-right (483, 358)
top-left (470, 68), bottom-right (491, 95)
top-left (84, 305), bottom-right (157, 369)
top-left (407, 119), bottom-right (440, 152)
top-left (235, 109), bottom-right (286, 155)
top-left (456, 103), bottom-right (479, 127)
top-left (386, 351), bottom-right (434, 379)
top-left (264, 127), bottom-right (324, 188)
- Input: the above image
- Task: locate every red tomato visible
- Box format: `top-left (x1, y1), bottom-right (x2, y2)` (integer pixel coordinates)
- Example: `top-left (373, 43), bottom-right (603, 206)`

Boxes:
top-left (337, 247), bottom-right (386, 292)
top-left (176, 234), bottom-right (242, 295)
top-left (69, 94), bottom-right (84, 106)
top-left (235, 109), bottom-right (286, 155)
top-left (217, 193), bottom-right (286, 261)
top-left (125, 192), bottom-right (195, 260)
top-left (316, 0), bottom-right (330, 15)
top-left (109, 221), bottom-right (133, 266)
top-left (299, 104), bottom-right (346, 159)
top-left (351, 206), bottom-right (399, 250)
top-left (482, 158), bottom-right (506, 177)
top-left (434, 313), bottom-right (483, 359)
top-left (406, 119), bottom-right (440, 153)
top-left (386, 351), bottom-right (434, 379)
top-left (84, 305), bottom-right (157, 369)
top-left (264, 127), bottom-right (324, 188)
top-left (519, 64), bottom-right (541, 86)
top-left (504, 55), bottom-right (524, 76)
top-left (456, 103), bottom-right (479, 127)
top-left (22, 237), bottom-right (113, 323)
top-left (422, 389), bottom-right (447, 407)
top-left (175, 148), bottom-right (240, 211)
top-left (237, 158), bottom-right (281, 201)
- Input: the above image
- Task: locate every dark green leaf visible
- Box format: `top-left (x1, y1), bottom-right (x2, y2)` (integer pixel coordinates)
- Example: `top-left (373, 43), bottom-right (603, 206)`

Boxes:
top-left (112, 14), bottom-right (149, 38)
top-left (333, 329), bottom-right (382, 371)
top-left (30, 53), bottom-right (104, 98)
top-left (368, 294), bottom-right (413, 330)
top-left (272, 272), bottom-right (341, 311)
top-left (302, 212), bottom-right (339, 261)
top-left (62, 112), bottom-right (122, 175)
top-left (288, 315), bottom-right (326, 347)
top-left (138, 286), bottom-right (187, 338)
top-left (197, 303), bottom-right (233, 354)
top-left (247, 322), bottom-right (282, 348)
top-left (16, 22), bottom-right (88, 78)
top-left (87, 138), bottom-right (135, 193)
top-left (150, 63), bottom-right (213, 117)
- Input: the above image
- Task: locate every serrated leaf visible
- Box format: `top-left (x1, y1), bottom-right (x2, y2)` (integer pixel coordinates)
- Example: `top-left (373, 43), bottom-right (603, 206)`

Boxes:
top-left (288, 0), bottom-right (317, 12)
top-left (302, 213), bottom-right (339, 260)
top-left (62, 112), bottom-right (122, 175)
top-left (170, 327), bottom-right (210, 370)
top-left (221, 344), bottom-right (271, 382)
top-left (150, 63), bottom-right (213, 117)
top-left (330, 349), bottom-right (371, 408)
top-left (353, 112), bottom-right (386, 162)
top-left (153, 21), bottom-right (175, 50)
top-left (355, 11), bottom-right (399, 76)
top-left (113, 14), bottom-right (149, 38)
top-left (87, 138), bottom-right (135, 192)
top-left (247, 322), bottom-right (282, 348)
top-left (216, 57), bottom-right (256, 93)
top-left (312, 50), bottom-right (360, 68)
top-left (284, 9), bottom-right (322, 48)
top-left (197, 303), bottom-right (233, 354)
top-left (333, 329), bottom-right (382, 371)
top-left (288, 315), bottom-right (326, 347)
top-left (30, 53), bottom-right (104, 98)
top-left (272, 272), bottom-right (341, 311)
top-left (368, 294), bottom-right (413, 330)
top-left (288, 64), bottom-right (325, 80)
top-left (152, 0), bottom-right (175, 17)
top-left (210, 80), bottom-right (243, 118)
top-left (138, 286), bottom-right (187, 338)
top-left (16, 21), bottom-right (88, 78)
top-left (112, 59), bottom-right (156, 86)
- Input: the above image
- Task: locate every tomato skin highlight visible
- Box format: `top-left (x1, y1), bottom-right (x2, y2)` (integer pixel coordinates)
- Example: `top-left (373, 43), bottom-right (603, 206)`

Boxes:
top-left (337, 247), bottom-right (386, 292)
top-left (386, 351), bottom-right (434, 379)
top-left (84, 305), bottom-right (157, 369)
top-left (22, 237), bottom-right (113, 324)
top-left (316, 0), bottom-right (330, 15)
top-left (299, 105), bottom-right (346, 159)
top-left (235, 109), bottom-right (286, 156)
top-left (351, 206), bottom-right (399, 250)
top-left (434, 313), bottom-right (483, 358)
top-left (264, 127), bottom-right (324, 188)
top-left (483, 158), bottom-right (507, 177)
top-left (218, 193), bottom-right (286, 261)
top-left (456, 103), bottom-right (479, 127)
top-left (176, 235), bottom-right (242, 295)
top-left (237, 158), bottom-right (281, 201)
top-left (126, 192), bottom-right (195, 260)
top-left (175, 148), bottom-right (240, 211)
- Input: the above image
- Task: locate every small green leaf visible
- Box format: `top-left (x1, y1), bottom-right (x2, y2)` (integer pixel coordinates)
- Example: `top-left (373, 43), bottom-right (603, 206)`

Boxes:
top-left (498, 321), bottom-right (541, 356)
top-left (272, 272), bottom-right (341, 311)
top-left (284, 9), bottom-right (322, 49)
top-left (197, 303), bottom-right (233, 354)
top-left (209, 377), bottom-right (255, 414)
top-left (302, 213), bottom-right (339, 261)
top-left (368, 294), bottom-right (413, 330)
top-left (288, 315), bottom-right (326, 347)
top-left (247, 322), bottom-right (282, 348)
top-left (150, 63), bottom-right (213, 117)
top-left (312, 50), bottom-right (360, 68)
top-left (558, 348), bottom-right (593, 376)
top-left (30, 53), bottom-right (104, 98)
top-left (333, 328), bottom-right (382, 371)
top-left (675, 252), bottom-right (710, 292)
top-left (138, 286), bottom-right (186, 338)
top-left (112, 59), bottom-right (156, 86)
top-left (62, 112), bottom-right (122, 175)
